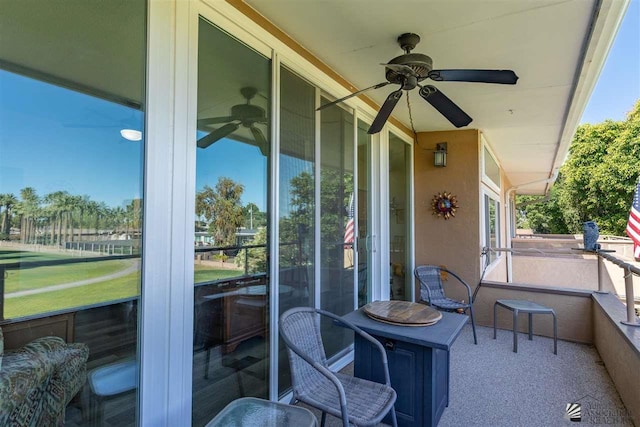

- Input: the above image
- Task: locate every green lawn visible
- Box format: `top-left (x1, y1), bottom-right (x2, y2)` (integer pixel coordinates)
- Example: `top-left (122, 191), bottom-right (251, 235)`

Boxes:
top-left (5, 259), bottom-right (136, 293)
top-left (0, 248), bottom-right (74, 264)
top-left (194, 264), bottom-right (243, 284)
top-left (3, 259), bottom-right (243, 319)
top-left (4, 272), bottom-right (140, 319)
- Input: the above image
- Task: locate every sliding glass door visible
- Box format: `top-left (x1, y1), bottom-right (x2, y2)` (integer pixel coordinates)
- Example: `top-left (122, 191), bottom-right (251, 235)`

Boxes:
top-left (389, 132), bottom-right (411, 301)
top-left (319, 98), bottom-right (355, 359)
top-left (0, 2), bottom-right (146, 426)
top-left (277, 67), bottom-right (316, 393)
top-left (357, 119), bottom-right (373, 307)
top-left (192, 19), bottom-right (271, 426)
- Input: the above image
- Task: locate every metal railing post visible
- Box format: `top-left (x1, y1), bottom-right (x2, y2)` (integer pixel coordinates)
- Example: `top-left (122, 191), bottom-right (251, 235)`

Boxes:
top-left (0, 266), bottom-right (4, 320)
top-left (595, 250), bottom-right (639, 327)
top-left (245, 247), bottom-right (249, 275)
top-left (622, 267), bottom-right (638, 326)
top-left (595, 255), bottom-right (606, 293)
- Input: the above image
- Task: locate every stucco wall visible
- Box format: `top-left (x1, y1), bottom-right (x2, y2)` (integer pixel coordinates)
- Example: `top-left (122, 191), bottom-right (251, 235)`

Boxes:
top-left (592, 294), bottom-right (640, 425)
top-left (511, 256), bottom-right (598, 290)
top-left (414, 129), bottom-right (481, 302)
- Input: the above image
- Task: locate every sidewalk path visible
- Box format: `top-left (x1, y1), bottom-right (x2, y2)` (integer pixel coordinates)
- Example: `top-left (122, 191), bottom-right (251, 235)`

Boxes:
top-left (6, 259), bottom-right (140, 298)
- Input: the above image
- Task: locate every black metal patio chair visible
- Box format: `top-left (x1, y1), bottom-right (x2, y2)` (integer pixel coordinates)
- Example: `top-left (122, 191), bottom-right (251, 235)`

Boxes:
top-left (279, 307), bottom-right (398, 427)
top-left (414, 265), bottom-right (478, 344)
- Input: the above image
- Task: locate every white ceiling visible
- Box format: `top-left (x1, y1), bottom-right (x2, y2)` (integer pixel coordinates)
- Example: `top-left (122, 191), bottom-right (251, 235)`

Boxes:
top-left (246, 0), bottom-right (627, 194)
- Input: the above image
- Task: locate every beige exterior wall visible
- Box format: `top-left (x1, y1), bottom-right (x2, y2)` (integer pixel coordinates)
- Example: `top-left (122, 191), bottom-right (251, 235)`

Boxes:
top-left (473, 284), bottom-right (593, 343)
top-left (592, 295), bottom-right (640, 425)
top-left (414, 129), bottom-right (482, 302)
top-left (511, 256), bottom-right (598, 290)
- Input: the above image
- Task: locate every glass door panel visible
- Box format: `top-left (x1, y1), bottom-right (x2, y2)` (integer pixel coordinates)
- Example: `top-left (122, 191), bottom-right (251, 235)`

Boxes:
top-left (389, 133), bottom-right (411, 300)
top-left (0, 2), bottom-right (146, 425)
top-left (193, 19), bottom-right (270, 426)
top-left (357, 119), bottom-right (371, 307)
top-left (319, 98), bottom-right (354, 358)
top-left (277, 67), bottom-right (316, 394)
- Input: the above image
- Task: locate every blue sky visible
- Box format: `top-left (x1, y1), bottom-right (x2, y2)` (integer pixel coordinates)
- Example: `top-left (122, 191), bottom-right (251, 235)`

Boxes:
top-left (0, 71), bottom-right (144, 208)
top-left (580, 0), bottom-right (639, 124)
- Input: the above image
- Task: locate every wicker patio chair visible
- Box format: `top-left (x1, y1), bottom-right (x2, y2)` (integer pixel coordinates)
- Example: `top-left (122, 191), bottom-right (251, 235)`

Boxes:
top-left (414, 265), bottom-right (478, 344)
top-left (279, 307), bottom-right (398, 427)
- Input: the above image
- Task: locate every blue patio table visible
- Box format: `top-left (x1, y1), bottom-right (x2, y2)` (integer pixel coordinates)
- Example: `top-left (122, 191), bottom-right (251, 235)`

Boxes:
top-left (341, 306), bottom-right (468, 427)
top-left (493, 299), bottom-right (557, 354)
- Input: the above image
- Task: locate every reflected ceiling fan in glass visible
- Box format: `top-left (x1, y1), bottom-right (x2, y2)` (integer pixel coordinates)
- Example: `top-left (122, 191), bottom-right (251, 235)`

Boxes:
top-left (197, 86), bottom-right (268, 155)
top-left (318, 33), bottom-right (519, 134)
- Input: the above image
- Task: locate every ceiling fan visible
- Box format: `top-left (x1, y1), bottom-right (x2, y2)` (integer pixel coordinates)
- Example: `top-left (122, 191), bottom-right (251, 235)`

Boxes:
top-left (318, 33), bottom-right (519, 134)
top-left (197, 86), bottom-right (268, 155)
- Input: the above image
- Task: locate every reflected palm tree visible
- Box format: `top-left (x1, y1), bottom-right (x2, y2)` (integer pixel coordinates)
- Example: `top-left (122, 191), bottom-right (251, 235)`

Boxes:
top-left (18, 187), bottom-right (39, 244)
top-left (0, 193), bottom-right (18, 236)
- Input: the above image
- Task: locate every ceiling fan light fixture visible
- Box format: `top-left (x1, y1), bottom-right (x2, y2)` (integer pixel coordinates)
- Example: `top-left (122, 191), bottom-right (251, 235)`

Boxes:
top-left (120, 129), bottom-right (142, 141)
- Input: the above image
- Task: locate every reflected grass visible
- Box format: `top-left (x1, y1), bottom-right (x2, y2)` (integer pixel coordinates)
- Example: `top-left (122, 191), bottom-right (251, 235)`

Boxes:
top-left (4, 260), bottom-right (136, 293)
top-left (1, 253), bottom-right (244, 319)
top-left (194, 264), bottom-right (242, 284)
top-left (0, 249), bottom-right (73, 264)
top-left (4, 272), bottom-right (140, 319)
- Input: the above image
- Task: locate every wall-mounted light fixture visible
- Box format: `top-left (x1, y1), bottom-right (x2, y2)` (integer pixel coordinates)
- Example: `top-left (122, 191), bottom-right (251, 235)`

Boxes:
top-left (434, 142), bottom-right (447, 167)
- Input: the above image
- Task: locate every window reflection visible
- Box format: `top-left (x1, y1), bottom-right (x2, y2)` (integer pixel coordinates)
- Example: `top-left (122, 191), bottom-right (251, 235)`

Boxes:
top-left (0, 46), bottom-right (144, 426)
top-left (277, 67), bottom-right (316, 394)
top-left (357, 120), bottom-right (371, 307)
top-left (319, 98), bottom-right (355, 359)
top-left (192, 19), bottom-right (270, 426)
top-left (389, 133), bottom-right (410, 301)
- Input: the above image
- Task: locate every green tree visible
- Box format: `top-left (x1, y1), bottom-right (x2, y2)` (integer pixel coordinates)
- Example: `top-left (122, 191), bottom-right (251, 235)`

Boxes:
top-left (0, 193), bottom-right (18, 237)
top-left (235, 227), bottom-right (268, 273)
top-left (242, 202), bottom-right (267, 229)
top-left (517, 99), bottom-right (640, 235)
top-left (196, 177), bottom-right (244, 247)
top-left (516, 181), bottom-right (569, 234)
top-left (279, 171), bottom-right (315, 266)
top-left (18, 187), bottom-right (40, 244)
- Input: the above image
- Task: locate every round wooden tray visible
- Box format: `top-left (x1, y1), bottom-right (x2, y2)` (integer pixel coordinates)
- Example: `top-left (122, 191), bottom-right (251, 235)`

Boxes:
top-left (363, 301), bottom-right (442, 326)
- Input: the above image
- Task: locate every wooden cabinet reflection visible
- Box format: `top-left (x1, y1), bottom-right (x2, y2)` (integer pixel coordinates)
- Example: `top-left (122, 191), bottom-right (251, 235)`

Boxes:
top-left (197, 276), bottom-right (269, 355)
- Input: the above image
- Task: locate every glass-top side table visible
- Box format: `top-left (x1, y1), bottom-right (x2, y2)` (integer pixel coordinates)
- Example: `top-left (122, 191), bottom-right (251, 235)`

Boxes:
top-left (205, 397), bottom-right (317, 427)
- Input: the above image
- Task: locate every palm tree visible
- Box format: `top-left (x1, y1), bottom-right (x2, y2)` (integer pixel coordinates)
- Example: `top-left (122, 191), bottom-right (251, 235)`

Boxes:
top-left (60, 193), bottom-right (76, 244)
top-left (45, 191), bottom-right (69, 246)
top-left (0, 193), bottom-right (18, 237)
top-left (18, 187), bottom-right (40, 244)
top-left (85, 200), bottom-right (100, 240)
top-left (73, 195), bottom-right (90, 242)
top-left (111, 206), bottom-right (126, 236)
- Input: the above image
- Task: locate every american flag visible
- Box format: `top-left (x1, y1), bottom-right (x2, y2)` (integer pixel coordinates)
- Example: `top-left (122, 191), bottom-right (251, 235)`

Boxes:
top-left (344, 193), bottom-right (355, 245)
top-left (627, 177), bottom-right (640, 259)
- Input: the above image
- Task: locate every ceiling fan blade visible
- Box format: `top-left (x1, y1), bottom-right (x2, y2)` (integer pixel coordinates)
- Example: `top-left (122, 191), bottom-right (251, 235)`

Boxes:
top-left (419, 85), bottom-right (472, 128)
top-left (197, 116), bottom-right (234, 127)
top-left (250, 125), bottom-right (269, 156)
top-left (317, 82), bottom-right (390, 111)
top-left (428, 69), bottom-right (518, 84)
top-left (197, 122), bottom-right (240, 149)
top-left (368, 87), bottom-right (403, 134)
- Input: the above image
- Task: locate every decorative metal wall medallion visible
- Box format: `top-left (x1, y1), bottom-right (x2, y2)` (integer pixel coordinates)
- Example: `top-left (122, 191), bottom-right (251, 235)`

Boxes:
top-left (431, 192), bottom-right (458, 219)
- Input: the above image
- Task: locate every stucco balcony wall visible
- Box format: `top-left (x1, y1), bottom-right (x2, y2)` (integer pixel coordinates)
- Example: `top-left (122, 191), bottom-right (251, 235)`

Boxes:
top-left (473, 281), bottom-right (593, 343)
top-left (511, 255), bottom-right (598, 290)
top-left (593, 293), bottom-right (640, 426)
